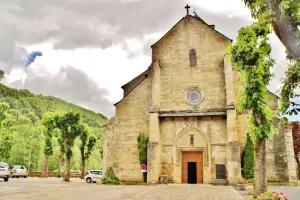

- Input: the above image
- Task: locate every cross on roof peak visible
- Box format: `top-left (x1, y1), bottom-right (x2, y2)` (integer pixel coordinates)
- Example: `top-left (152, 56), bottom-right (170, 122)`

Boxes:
top-left (185, 4), bottom-right (191, 15)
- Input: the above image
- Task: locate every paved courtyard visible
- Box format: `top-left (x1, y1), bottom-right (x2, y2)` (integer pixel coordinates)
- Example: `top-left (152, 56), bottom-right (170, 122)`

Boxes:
top-left (0, 178), bottom-right (243, 200)
top-left (238, 185), bottom-right (300, 200)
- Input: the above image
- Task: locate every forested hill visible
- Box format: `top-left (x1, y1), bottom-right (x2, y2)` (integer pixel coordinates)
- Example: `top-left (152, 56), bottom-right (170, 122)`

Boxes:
top-left (0, 83), bottom-right (107, 172)
top-left (0, 83), bottom-right (107, 127)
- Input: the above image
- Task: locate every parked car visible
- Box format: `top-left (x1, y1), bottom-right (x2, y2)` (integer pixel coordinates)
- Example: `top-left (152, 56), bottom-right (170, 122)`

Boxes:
top-left (10, 165), bottom-right (28, 178)
top-left (84, 170), bottom-right (103, 183)
top-left (0, 162), bottom-right (10, 182)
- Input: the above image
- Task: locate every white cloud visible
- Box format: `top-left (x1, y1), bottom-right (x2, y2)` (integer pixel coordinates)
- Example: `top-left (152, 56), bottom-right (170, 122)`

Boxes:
top-left (190, 0), bottom-right (250, 15)
top-left (23, 41), bottom-right (151, 102)
top-left (0, 0), bottom-right (295, 118)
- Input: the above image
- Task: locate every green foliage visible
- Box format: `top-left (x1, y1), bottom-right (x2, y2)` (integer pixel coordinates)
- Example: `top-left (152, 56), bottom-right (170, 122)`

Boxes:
top-left (0, 102), bottom-right (9, 127)
top-left (7, 125), bottom-right (44, 170)
top-left (0, 133), bottom-right (12, 161)
top-left (243, 0), bottom-right (300, 44)
top-left (242, 0), bottom-right (300, 114)
top-left (137, 132), bottom-right (149, 165)
top-left (0, 83), bottom-right (107, 172)
top-left (85, 135), bottom-right (97, 160)
top-left (55, 112), bottom-right (82, 160)
top-left (0, 83), bottom-right (107, 128)
top-left (78, 124), bottom-right (97, 177)
top-left (254, 191), bottom-right (287, 200)
top-left (42, 113), bottom-right (57, 156)
top-left (230, 21), bottom-right (276, 140)
top-left (280, 58), bottom-right (300, 115)
top-left (243, 135), bottom-right (254, 179)
top-left (101, 167), bottom-right (120, 184)
top-left (78, 123), bottom-right (97, 163)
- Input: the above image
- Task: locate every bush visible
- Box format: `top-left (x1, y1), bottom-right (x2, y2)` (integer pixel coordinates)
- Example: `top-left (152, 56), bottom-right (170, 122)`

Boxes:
top-left (243, 135), bottom-right (254, 179)
top-left (137, 132), bottom-right (149, 165)
top-left (101, 167), bottom-right (119, 184)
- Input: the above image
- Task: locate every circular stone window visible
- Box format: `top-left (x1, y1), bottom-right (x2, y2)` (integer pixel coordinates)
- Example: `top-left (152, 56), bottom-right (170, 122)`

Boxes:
top-left (187, 89), bottom-right (202, 104)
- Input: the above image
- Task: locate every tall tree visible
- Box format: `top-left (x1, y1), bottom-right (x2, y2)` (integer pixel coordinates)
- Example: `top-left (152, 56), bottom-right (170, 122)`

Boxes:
top-left (243, 0), bottom-right (300, 59)
top-left (78, 124), bottom-right (96, 179)
top-left (54, 112), bottom-right (81, 182)
top-left (242, 0), bottom-right (300, 115)
top-left (42, 113), bottom-right (56, 177)
top-left (57, 137), bottom-right (65, 178)
top-left (230, 21), bottom-right (276, 197)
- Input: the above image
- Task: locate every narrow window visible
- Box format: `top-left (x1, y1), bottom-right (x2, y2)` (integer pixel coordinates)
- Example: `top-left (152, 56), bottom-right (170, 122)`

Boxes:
top-left (189, 49), bottom-right (197, 66)
top-left (190, 135), bottom-right (194, 146)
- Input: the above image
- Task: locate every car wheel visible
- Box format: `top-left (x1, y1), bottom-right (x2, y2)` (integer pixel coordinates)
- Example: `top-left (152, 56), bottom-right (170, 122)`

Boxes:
top-left (24, 176), bottom-right (27, 178)
top-left (4, 177), bottom-right (9, 182)
top-left (17, 176), bottom-right (19, 178)
top-left (86, 178), bottom-right (92, 183)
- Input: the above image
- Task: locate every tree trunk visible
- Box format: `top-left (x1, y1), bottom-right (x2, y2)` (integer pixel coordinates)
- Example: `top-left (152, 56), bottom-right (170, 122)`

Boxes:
top-left (297, 156), bottom-right (300, 179)
top-left (63, 135), bottom-right (70, 182)
top-left (272, 1), bottom-right (300, 59)
top-left (43, 155), bottom-right (50, 178)
top-left (80, 152), bottom-right (85, 179)
top-left (57, 151), bottom-right (64, 178)
top-left (253, 139), bottom-right (267, 198)
top-left (80, 161), bottom-right (85, 179)
top-left (64, 158), bottom-right (71, 182)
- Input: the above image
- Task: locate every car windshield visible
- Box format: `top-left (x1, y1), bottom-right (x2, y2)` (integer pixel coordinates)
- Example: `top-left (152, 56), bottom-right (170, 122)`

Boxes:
top-left (0, 163), bottom-right (8, 168)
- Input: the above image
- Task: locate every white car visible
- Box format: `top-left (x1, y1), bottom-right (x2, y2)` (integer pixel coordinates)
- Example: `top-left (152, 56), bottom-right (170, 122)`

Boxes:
top-left (84, 170), bottom-right (103, 183)
top-left (0, 162), bottom-right (10, 182)
top-left (10, 165), bottom-right (28, 178)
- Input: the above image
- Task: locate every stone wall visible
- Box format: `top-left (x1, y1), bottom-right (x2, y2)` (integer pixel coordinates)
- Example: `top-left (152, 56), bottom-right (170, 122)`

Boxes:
top-left (160, 116), bottom-right (227, 183)
top-left (103, 77), bottom-right (151, 181)
top-left (103, 14), bottom-right (297, 183)
top-left (151, 15), bottom-right (231, 113)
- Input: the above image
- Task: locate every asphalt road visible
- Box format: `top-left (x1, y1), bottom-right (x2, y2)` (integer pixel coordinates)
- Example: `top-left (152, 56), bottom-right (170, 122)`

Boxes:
top-left (0, 178), bottom-right (244, 200)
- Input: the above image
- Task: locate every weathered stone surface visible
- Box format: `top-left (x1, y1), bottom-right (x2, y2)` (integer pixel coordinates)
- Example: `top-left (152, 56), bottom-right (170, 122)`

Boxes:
top-left (131, 184), bottom-right (244, 200)
top-left (245, 185), bottom-right (254, 195)
top-left (103, 14), bottom-right (297, 184)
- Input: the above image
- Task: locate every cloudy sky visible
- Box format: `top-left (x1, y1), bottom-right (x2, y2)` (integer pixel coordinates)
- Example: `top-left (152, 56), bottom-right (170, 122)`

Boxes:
top-left (0, 0), bottom-right (298, 120)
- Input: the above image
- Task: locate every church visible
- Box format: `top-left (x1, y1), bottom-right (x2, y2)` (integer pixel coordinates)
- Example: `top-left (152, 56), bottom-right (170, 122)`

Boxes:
top-left (103, 7), bottom-right (297, 184)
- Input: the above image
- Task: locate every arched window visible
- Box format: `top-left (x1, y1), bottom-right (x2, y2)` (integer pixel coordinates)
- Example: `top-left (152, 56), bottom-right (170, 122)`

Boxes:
top-left (189, 49), bottom-right (197, 66)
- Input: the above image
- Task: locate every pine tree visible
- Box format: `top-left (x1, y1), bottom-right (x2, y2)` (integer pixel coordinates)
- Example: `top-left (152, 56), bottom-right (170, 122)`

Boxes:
top-left (243, 135), bottom-right (254, 179)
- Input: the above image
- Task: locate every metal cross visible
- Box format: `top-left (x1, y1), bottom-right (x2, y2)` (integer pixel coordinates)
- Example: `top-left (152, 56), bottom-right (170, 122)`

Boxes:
top-left (185, 4), bottom-right (191, 15)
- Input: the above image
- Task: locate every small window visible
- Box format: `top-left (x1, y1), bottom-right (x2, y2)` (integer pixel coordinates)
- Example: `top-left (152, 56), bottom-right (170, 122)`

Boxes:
top-left (189, 49), bottom-right (197, 66)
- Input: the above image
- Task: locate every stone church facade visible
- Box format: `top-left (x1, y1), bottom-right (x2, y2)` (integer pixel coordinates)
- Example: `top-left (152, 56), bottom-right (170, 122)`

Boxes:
top-left (103, 14), bottom-right (297, 184)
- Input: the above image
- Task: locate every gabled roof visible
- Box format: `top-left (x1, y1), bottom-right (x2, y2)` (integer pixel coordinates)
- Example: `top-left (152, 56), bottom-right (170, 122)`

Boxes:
top-left (114, 66), bottom-right (151, 106)
top-left (151, 14), bottom-right (232, 48)
top-left (120, 66), bottom-right (150, 89)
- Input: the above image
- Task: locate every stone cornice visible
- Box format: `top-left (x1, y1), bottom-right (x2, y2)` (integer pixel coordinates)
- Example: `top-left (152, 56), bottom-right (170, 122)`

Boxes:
top-left (158, 111), bottom-right (226, 117)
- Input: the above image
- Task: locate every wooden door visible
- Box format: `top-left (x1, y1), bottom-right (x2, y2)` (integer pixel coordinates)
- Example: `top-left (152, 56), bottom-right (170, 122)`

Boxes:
top-left (182, 151), bottom-right (203, 184)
